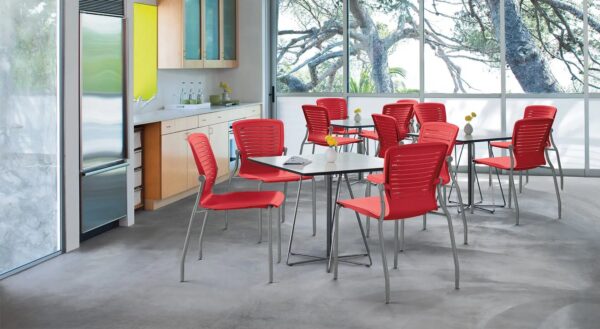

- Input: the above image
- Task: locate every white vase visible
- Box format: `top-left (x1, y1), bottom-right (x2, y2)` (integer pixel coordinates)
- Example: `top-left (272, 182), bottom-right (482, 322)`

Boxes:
top-left (464, 122), bottom-right (473, 136)
top-left (354, 113), bottom-right (361, 122)
top-left (325, 148), bottom-right (337, 163)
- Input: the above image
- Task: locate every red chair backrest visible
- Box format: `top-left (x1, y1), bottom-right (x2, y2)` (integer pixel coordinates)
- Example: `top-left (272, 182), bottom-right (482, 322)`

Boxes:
top-left (511, 118), bottom-right (554, 169)
top-left (396, 99), bottom-right (419, 106)
top-left (372, 114), bottom-right (400, 158)
top-left (413, 102), bottom-right (446, 127)
top-left (302, 105), bottom-right (331, 142)
top-left (382, 103), bottom-right (414, 139)
top-left (418, 122), bottom-right (459, 185)
top-left (523, 105), bottom-right (557, 147)
top-left (524, 105), bottom-right (557, 119)
top-left (383, 143), bottom-right (448, 219)
top-left (317, 98), bottom-right (348, 120)
top-left (188, 133), bottom-right (218, 202)
top-left (232, 119), bottom-right (285, 175)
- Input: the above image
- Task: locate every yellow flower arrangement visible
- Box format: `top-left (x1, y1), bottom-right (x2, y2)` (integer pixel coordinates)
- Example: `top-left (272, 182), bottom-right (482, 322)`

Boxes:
top-left (219, 81), bottom-right (233, 94)
top-left (465, 112), bottom-right (477, 122)
top-left (354, 108), bottom-right (362, 114)
top-left (325, 134), bottom-right (338, 147)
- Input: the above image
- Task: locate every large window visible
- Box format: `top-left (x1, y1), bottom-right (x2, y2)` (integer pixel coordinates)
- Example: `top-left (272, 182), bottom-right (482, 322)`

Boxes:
top-left (274, 0), bottom-right (599, 173)
top-left (348, 0), bottom-right (420, 93)
top-left (276, 0), bottom-right (344, 93)
top-left (0, 0), bottom-right (61, 276)
top-left (424, 0), bottom-right (500, 93)
top-left (505, 0), bottom-right (584, 93)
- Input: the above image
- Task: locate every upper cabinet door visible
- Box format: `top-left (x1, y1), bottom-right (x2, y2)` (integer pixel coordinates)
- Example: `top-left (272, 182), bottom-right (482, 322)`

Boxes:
top-left (222, 0), bottom-right (237, 61)
top-left (184, 0), bottom-right (201, 61)
top-left (204, 0), bottom-right (220, 61)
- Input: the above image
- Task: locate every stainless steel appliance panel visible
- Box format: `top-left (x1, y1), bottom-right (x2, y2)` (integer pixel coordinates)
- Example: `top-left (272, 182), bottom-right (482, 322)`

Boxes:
top-left (81, 13), bottom-right (125, 171)
top-left (81, 164), bottom-right (128, 233)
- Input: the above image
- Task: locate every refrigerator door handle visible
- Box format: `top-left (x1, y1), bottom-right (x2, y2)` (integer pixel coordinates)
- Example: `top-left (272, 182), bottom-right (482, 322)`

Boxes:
top-left (82, 162), bottom-right (130, 177)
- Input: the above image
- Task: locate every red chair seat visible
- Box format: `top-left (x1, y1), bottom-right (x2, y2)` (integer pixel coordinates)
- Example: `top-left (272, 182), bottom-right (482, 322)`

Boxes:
top-left (490, 141), bottom-right (511, 149)
top-left (201, 191), bottom-right (284, 211)
top-left (338, 196), bottom-right (438, 220)
top-left (239, 169), bottom-right (312, 183)
top-left (333, 127), bottom-right (359, 135)
top-left (474, 156), bottom-right (540, 171)
top-left (359, 130), bottom-right (378, 140)
top-left (367, 173), bottom-right (384, 184)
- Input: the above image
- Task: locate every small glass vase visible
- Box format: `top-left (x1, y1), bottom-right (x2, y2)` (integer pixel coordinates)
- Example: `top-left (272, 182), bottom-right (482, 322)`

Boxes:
top-left (325, 147), bottom-right (337, 163)
top-left (354, 113), bottom-right (361, 123)
top-left (464, 122), bottom-right (473, 135)
top-left (222, 92), bottom-right (231, 102)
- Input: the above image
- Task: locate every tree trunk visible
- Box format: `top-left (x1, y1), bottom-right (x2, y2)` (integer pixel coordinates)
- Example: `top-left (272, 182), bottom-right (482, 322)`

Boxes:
top-left (348, 0), bottom-right (393, 93)
top-left (486, 0), bottom-right (561, 92)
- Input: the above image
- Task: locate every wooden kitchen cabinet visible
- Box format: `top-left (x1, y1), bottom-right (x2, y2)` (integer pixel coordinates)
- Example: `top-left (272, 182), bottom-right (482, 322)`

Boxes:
top-left (208, 122), bottom-right (230, 178)
top-left (141, 105), bottom-right (261, 210)
top-left (161, 130), bottom-right (190, 198)
top-left (158, 0), bottom-right (238, 69)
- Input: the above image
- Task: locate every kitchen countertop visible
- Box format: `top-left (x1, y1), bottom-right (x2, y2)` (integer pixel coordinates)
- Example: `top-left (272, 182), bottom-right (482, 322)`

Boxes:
top-left (133, 102), bottom-right (262, 126)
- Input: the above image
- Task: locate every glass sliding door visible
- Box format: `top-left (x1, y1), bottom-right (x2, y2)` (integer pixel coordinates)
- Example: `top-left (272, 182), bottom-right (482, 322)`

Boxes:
top-left (0, 0), bottom-right (61, 276)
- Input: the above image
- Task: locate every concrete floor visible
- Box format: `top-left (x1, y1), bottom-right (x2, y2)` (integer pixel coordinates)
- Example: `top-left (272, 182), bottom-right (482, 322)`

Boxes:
top-left (2, 175), bottom-right (600, 329)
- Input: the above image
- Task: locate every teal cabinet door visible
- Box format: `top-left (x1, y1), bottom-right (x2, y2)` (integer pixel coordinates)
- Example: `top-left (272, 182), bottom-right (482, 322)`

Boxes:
top-left (223, 0), bottom-right (236, 60)
top-left (184, 0), bottom-right (201, 60)
top-left (205, 0), bottom-right (220, 60)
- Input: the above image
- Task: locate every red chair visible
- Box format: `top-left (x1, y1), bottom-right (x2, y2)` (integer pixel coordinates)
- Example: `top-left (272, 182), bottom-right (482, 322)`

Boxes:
top-left (474, 118), bottom-right (561, 225)
top-left (301, 105), bottom-right (362, 153)
top-left (413, 102), bottom-right (446, 129)
top-left (332, 143), bottom-right (460, 303)
top-left (359, 103), bottom-right (415, 155)
top-left (230, 119), bottom-right (317, 242)
top-left (299, 98), bottom-right (357, 154)
top-left (365, 122), bottom-right (469, 245)
top-left (396, 99), bottom-right (419, 133)
top-left (489, 105), bottom-right (563, 191)
top-left (181, 133), bottom-right (284, 284)
top-left (414, 102), bottom-right (484, 205)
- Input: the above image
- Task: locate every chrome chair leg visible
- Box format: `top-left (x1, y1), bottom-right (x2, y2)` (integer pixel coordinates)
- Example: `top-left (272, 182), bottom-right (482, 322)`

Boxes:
top-left (286, 179), bottom-right (303, 265)
top-left (509, 169), bottom-right (519, 225)
top-left (546, 149), bottom-right (562, 219)
top-left (378, 218), bottom-right (391, 304)
top-left (422, 214), bottom-right (427, 230)
top-left (299, 129), bottom-right (308, 155)
top-left (394, 221), bottom-right (399, 269)
top-left (488, 142), bottom-right (493, 186)
top-left (438, 184), bottom-right (459, 290)
top-left (268, 206), bottom-right (273, 284)
top-left (282, 182), bottom-right (288, 223)
top-left (277, 206), bottom-right (282, 263)
top-left (518, 172), bottom-right (524, 189)
top-left (550, 131), bottom-right (564, 190)
top-left (197, 211), bottom-right (208, 260)
top-left (312, 178), bottom-right (317, 237)
top-left (400, 220), bottom-right (405, 252)
top-left (343, 174), bottom-right (372, 266)
top-left (258, 181), bottom-right (263, 243)
top-left (365, 181), bottom-right (372, 238)
top-left (180, 195), bottom-right (200, 282)
top-left (447, 157), bottom-right (468, 244)
top-left (333, 204), bottom-right (341, 280)
top-left (312, 143), bottom-right (316, 154)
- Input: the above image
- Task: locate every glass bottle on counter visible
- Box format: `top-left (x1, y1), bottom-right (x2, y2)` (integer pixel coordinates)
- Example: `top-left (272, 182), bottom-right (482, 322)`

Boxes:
top-left (188, 82), bottom-right (196, 104)
top-left (179, 82), bottom-right (188, 104)
top-left (196, 82), bottom-right (204, 104)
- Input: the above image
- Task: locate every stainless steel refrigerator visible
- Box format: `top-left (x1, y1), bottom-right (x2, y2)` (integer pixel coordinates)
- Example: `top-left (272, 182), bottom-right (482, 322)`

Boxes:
top-left (80, 12), bottom-right (127, 237)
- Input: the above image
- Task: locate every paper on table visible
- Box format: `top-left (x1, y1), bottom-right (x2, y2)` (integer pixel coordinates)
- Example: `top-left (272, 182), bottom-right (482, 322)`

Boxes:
top-left (284, 156), bottom-right (312, 165)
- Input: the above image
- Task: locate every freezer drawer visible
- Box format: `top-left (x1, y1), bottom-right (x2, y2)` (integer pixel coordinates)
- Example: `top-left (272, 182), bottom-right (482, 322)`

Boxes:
top-left (81, 164), bottom-right (128, 233)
